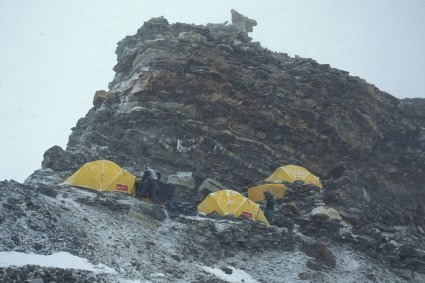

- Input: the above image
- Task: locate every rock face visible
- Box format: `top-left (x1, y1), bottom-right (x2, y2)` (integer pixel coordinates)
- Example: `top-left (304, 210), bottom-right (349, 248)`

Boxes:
top-left (37, 10), bottom-right (424, 229)
top-left (12, 9), bottom-right (424, 281)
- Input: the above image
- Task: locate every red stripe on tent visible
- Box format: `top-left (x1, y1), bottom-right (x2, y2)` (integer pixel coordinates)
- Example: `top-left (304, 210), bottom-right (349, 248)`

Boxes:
top-left (116, 184), bottom-right (128, 191)
top-left (242, 211), bottom-right (253, 219)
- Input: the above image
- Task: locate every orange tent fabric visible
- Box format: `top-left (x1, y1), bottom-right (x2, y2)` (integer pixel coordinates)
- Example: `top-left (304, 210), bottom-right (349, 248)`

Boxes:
top-left (61, 160), bottom-right (137, 196)
top-left (197, 190), bottom-right (270, 226)
top-left (248, 184), bottom-right (287, 202)
top-left (264, 165), bottom-right (323, 188)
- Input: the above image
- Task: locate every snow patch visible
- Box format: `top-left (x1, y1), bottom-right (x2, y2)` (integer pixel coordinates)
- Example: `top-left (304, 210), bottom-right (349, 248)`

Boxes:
top-left (202, 265), bottom-right (259, 283)
top-left (151, 272), bottom-right (165, 278)
top-left (0, 251), bottom-right (116, 274)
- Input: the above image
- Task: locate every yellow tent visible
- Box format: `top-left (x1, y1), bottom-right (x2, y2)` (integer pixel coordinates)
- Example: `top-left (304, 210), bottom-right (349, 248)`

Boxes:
top-left (62, 160), bottom-right (137, 196)
top-left (197, 190), bottom-right (270, 226)
top-left (264, 165), bottom-right (323, 188)
top-left (247, 184), bottom-right (287, 202)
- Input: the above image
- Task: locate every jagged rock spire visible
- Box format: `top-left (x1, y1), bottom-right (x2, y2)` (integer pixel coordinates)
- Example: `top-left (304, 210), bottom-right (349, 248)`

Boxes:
top-left (230, 9), bottom-right (257, 32)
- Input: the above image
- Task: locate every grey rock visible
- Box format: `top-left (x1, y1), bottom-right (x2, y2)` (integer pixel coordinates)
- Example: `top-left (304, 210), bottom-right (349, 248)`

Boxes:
top-left (302, 242), bottom-right (337, 268)
top-left (178, 32), bottom-right (207, 44)
top-left (167, 172), bottom-right (196, 189)
top-left (398, 98), bottom-right (425, 119)
top-left (306, 259), bottom-right (323, 271)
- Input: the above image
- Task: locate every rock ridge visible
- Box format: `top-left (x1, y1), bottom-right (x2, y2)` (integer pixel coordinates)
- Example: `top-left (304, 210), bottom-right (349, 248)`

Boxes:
top-left (36, 11), bottom-right (424, 229)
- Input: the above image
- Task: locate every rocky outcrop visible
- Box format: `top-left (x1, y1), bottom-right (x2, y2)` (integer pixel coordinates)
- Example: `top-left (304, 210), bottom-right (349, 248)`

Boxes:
top-left (302, 241), bottom-right (337, 269)
top-left (230, 9), bottom-right (257, 32)
top-left (34, 8), bottom-right (425, 231)
top-left (398, 98), bottom-right (425, 119)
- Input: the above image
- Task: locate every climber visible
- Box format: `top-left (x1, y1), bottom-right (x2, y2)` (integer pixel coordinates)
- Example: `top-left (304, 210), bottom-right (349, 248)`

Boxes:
top-left (136, 168), bottom-right (159, 199)
top-left (263, 191), bottom-right (276, 225)
top-left (141, 168), bottom-right (160, 182)
top-left (135, 167), bottom-right (174, 205)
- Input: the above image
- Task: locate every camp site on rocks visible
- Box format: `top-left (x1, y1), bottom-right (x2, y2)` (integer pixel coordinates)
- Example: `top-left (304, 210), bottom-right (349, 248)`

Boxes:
top-left (1, 10), bottom-right (425, 282)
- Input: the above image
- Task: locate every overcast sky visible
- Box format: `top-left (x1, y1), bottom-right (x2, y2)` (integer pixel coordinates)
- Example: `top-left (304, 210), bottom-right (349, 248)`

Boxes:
top-left (1, 0), bottom-right (424, 182)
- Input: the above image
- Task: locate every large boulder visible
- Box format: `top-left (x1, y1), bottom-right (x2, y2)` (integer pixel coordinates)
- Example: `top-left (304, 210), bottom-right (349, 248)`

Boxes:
top-left (302, 241), bottom-right (337, 269)
top-left (41, 146), bottom-right (72, 171)
top-left (310, 206), bottom-right (342, 221)
top-left (167, 172), bottom-right (196, 189)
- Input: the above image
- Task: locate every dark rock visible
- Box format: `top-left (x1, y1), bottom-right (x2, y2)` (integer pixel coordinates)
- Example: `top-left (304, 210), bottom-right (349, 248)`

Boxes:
top-left (35, 184), bottom-right (59, 198)
top-left (171, 254), bottom-right (181, 262)
top-left (41, 146), bottom-right (69, 171)
top-left (148, 16), bottom-right (169, 26)
top-left (380, 242), bottom-right (397, 253)
top-left (33, 243), bottom-right (43, 251)
top-left (221, 267), bottom-right (233, 274)
top-left (151, 205), bottom-right (167, 221)
top-left (298, 272), bottom-right (315, 280)
top-left (41, 145), bottom-right (87, 172)
top-left (11, 235), bottom-right (20, 245)
top-left (355, 236), bottom-right (379, 254)
top-left (397, 244), bottom-right (425, 258)
top-left (93, 90), bottom-right (108, 108)
top-left (302, 241), bottom-right (337, 268)
top-left (306, 259), bottom-right (323, 270)
top-left (310, 213), bottom-right (330, 222)
top-left (0, 266), bottom-right (111, 283)
top-left (274, 215), bottom-right (295, 231)
top-left (326, 163), bottom-right (345, 179)
top-left (365, 273), bottom-right (378, 282)
top-left (281, 203), bottom-right (302, 216)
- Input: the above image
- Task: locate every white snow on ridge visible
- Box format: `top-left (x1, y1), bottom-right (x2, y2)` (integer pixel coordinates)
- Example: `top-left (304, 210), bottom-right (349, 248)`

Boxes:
top-left (202, 265), bottom-right (259, 283)
top-left (0, 251), bottom-right (116, 274)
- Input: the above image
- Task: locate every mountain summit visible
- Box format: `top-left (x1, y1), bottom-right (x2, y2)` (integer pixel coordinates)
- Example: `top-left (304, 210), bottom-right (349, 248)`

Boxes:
top-left (2, 10), bottom-right (425, 282)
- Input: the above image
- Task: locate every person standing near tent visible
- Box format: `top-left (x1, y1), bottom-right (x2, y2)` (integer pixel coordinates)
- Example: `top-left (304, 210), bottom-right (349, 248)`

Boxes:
top-left (136, 167), bottom-right (169, 204)
top-left (141, 168), bottom-right (159, 182)
top-left (136, 168), bottom-right (159, 199)
top-left (263, 191), bottom-right (276, 225)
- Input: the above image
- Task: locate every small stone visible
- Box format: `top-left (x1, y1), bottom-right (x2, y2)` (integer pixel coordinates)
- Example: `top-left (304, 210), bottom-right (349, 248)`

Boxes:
top-left (33, 243), bottom-right (43, 251)
top-left (299, 272), bottom-right (314, 280)
top-left (171, 254), bottom-right (181, 262)
top-left (221, 267), bottom-right (233, 274)
top-left (306, 259), bottom-right (323, 270)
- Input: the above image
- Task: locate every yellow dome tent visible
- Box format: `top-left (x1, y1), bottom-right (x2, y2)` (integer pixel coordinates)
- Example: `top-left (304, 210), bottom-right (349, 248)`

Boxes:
top-left (264, 165), bottom-right (323, 188)
top-left (61, 160), bottom-right (137, 196)
top-left (197, 190), bottom-right (270, 226)
top-left (247, 184), bottom-right (287, 202)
